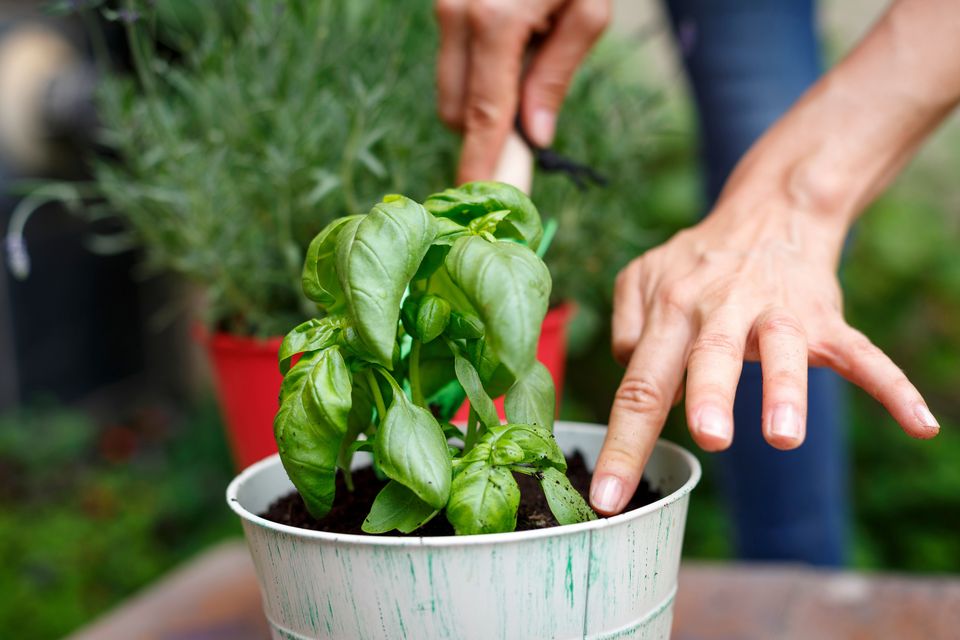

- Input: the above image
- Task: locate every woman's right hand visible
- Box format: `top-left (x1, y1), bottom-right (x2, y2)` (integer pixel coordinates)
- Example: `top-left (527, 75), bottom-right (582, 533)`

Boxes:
top-left (434, 0), bottom-right (610, 183)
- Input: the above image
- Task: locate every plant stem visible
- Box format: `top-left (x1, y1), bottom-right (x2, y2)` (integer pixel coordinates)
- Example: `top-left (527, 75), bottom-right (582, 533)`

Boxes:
top-left (365, 369), bottom-right (388, 420)
top-left (464, 408), bottom-right (479, 453)
top-left (409, 339), bottom-right (425, 408)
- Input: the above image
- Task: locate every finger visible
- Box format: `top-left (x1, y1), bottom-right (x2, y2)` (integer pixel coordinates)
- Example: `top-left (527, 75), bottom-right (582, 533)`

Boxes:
top-left (821, 323), bottom-right (939, 439)
top-left (520, 0), bottom-right (610, 146)
top-left (591, 310), bottom-right (692, 515)
top-left (755, 309), bottom-right (808, 450)
top-left (684, 310), bottom-right (747, 452)
top-left (435, 0), bottom-right (470, 129)
top-left (611, 260), bottom-right (644, 366)
top-left (457, 6), bottom-right (527, 183)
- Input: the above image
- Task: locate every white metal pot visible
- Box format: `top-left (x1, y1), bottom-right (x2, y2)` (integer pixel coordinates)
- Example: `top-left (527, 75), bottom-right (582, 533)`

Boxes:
top-left (227, 421), bottom-right (701, 640)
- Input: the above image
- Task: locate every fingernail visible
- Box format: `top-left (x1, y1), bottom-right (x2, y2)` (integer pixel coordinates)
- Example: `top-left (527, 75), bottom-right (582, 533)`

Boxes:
top-left (914, 404), bottom-right (940, 431)
top-left (590, 476), bottom-right (623, 513)
top-left (696, 405), bottom-right (730, 439)
top-left (530, 109), bottom-right (556, 147)
top-left (770, 404), bottom-right (802, 439)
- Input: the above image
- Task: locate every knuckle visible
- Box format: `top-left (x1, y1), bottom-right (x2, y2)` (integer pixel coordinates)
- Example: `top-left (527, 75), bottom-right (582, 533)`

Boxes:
top-left (690, 331), bottom-right (742, 361)
top-left (463, 96), bottom-right (504, 130)
top-left (655, 283), bottom-right (688, 314)
top-left (759, 312), bottom-right (805, 340)
top-left (531, 73), bottom-right (568, 105)
top-left (614, 376), bottom-right (666, 415)
top-left (467, 0), bottom-right (511, 31)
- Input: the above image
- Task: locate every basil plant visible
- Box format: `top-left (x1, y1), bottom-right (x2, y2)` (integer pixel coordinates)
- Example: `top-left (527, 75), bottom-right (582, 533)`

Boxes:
top-left (274, 181), bottom-right (596, 535)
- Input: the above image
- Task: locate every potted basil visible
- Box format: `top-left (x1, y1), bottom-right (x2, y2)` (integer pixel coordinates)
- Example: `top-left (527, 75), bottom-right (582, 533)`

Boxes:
top-left (227, 183), bottom-right (700, 639)
top-left (80, 1), bottom-right (606, 468)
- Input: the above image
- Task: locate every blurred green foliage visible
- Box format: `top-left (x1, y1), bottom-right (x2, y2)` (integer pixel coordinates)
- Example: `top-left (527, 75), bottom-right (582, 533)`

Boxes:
top-left (842, 167), bottom-right (960, 573)
top-left (0, 401), bottom-right (237, 639)
top-left (91, 0), bottom-right (665, 336)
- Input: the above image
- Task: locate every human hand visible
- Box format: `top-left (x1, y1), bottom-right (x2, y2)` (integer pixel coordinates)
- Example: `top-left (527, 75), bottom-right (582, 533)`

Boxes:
top-left (434, 0), bottom-right (610, 183)
top-left (589, 195), bottom-right (940, 516)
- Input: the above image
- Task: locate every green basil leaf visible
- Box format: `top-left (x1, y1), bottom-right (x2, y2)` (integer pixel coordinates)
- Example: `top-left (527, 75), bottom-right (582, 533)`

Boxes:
top-left (467, 209), bottom-right (510, 236)
top-left (466, 423), bottom-right (564, 471)
top-left (501, 423), bottom-right (566, 471)
top-left (445, 311), bottom-right (484, 340)
top-left (538, 467), bottom-right (597, 525)
top-left (416, 295), bottom-right (451, 343)
top-left (432, 216), bottom-right (470, 246)
top-left (446, 236), bottom-right (551, 376)
top-left (446, 461), bottom-right (520, 535)
top-left (452, 350), bottom-right (500, 429)
top-left (274, 347), bottom-right (352, 518)
top-left (424, 181), bottom-right (543, 250)
top-left (490, 439), bottom-right (525, 466)
top-left (301, 215), bottom-right (361, 311)
top-left (337, 196), bottom-right (436, 367)
top-left (374, 378), bottom-right (452, 509)
top-left (278, 316), bottom-right (341, 374)
top-left (504, 361), bottom-right (556, 431)
top-left (302, 346), bottom-right (353, 430)
top-left (361, 480), bottom-right (439, 534)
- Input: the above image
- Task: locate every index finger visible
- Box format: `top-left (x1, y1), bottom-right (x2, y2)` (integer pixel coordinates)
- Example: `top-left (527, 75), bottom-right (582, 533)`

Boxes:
top-left (590, 310), bottom-right (692, 515)
top-left (457, 8), bottom-right (527, 183)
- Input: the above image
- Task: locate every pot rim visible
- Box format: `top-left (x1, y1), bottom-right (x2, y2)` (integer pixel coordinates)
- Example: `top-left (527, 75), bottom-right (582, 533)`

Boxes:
top-left (226, 421), bottom-right (701, 547)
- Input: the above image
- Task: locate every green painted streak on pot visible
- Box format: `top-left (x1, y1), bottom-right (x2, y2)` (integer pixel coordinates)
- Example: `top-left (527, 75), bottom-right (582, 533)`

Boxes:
top-left (565, 549), bottom-right (575, 607)
top-left (427, 553), bottom-right (437, 613)
top-left (543, 538), bottom-right (554, 602)
top-left (395, 602), bottom-right (409, 639)
top-left (654, 509), bottom-right (663, 577)
top-left (324, 598), bottom-right (334, 635)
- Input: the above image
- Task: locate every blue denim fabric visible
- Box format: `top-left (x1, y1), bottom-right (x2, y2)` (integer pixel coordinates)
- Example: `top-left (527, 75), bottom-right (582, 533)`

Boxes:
top-left (664, 0), bottom-right (849, 565)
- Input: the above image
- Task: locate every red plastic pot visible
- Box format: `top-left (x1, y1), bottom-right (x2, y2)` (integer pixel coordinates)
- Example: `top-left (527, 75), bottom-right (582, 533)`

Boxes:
top-left (202, 331), bottom-right (284, 469)
top-left (202, 303), bottom-right (574, 469)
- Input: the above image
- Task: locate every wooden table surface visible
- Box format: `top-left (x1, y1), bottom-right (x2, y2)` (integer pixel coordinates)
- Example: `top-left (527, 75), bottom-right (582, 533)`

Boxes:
top-left (68, 541), bottom-right (960, 640)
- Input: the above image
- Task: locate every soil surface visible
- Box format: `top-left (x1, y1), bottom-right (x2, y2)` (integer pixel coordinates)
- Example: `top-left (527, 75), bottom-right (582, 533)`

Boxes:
top-left (260, 451), bottom-right (662, 536)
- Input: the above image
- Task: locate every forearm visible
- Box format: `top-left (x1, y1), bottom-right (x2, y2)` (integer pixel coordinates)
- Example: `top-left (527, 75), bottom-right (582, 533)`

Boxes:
top-left (715, 0), bottom-right (960, 249)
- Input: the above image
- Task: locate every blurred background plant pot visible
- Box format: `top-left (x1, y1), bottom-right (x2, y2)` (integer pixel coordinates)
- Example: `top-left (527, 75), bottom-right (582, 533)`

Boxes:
top-left (227, 422), bottom-right (701, 640)
top-left (453, 302), bottom-right (573, 424)
top-left (196, 328), bottom-right (283, 469)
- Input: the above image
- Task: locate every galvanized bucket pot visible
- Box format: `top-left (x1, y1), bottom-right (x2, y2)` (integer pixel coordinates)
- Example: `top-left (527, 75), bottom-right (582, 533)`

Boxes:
top-left (227, 421), bottom-right (701, 640)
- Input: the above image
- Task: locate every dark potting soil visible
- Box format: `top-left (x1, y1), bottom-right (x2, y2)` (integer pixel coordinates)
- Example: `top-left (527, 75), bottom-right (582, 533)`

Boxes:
top-left (260, 451), bottom-right (662, 536)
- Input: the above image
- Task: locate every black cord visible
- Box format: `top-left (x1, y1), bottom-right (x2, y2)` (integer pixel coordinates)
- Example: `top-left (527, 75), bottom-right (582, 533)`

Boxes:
top-left (513, 115), bottom-right (607, 191)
